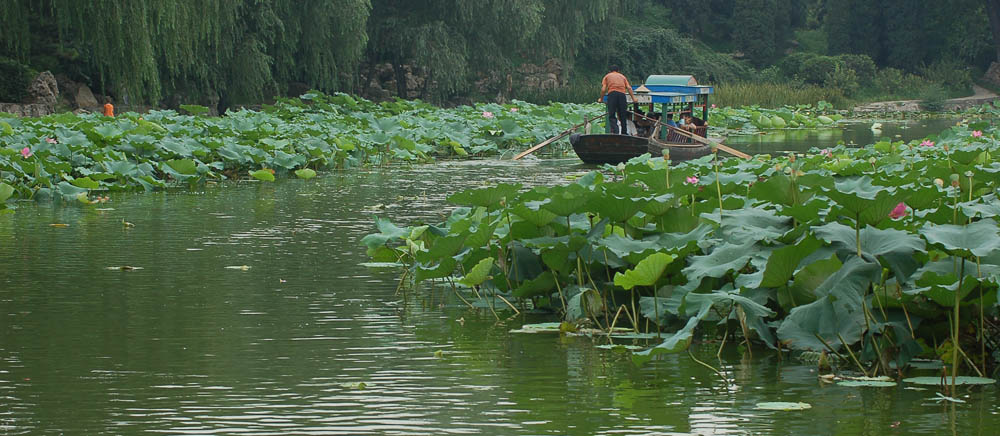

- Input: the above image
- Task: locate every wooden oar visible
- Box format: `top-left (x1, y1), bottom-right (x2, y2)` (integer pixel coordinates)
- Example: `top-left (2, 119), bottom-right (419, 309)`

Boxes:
top-left (629, 111), bottom-right (751, 160)
top-left (512, 114), bottom-right (603, 160)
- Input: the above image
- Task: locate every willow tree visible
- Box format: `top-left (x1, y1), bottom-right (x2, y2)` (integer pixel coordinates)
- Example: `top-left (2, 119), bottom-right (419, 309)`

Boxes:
top-left (0, 0), bottom-right (371, 106)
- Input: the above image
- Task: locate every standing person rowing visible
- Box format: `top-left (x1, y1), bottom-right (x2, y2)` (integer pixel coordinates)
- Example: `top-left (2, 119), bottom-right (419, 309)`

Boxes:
top-left (598, 65), bottom-right (637, 136)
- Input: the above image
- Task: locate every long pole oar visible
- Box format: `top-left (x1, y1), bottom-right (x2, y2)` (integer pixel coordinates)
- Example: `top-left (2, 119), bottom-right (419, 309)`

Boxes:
top-left (629, 111), bottom-right (751, 160)
top-left (512, 114), bottom-right (603, 160)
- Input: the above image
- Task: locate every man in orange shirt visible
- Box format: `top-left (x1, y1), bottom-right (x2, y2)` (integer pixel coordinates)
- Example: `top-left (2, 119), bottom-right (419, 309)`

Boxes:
top-left (598, 65), bottom-right (636, 135)
top-left (102, 97), bottom-right (115, 117)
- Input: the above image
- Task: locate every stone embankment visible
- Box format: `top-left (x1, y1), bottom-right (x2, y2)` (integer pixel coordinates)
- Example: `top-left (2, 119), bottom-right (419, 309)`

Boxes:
top-left (853, 85), bottom-right (998, 113)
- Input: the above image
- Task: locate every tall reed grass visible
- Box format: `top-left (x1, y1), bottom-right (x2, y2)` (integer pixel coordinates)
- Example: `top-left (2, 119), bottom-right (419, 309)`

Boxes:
top-left (713, 82), bottom-right (848, 108)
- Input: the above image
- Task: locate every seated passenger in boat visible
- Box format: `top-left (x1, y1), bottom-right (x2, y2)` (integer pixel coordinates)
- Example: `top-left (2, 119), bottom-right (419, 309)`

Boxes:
top-left (663, 113), bottom-right (677, 128)
top-left (681, 113), bottom-right (705, 132)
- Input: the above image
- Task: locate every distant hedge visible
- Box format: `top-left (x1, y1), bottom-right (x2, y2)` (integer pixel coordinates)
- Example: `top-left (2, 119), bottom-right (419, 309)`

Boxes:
top-left (0, 57), bottom-right (32, 102)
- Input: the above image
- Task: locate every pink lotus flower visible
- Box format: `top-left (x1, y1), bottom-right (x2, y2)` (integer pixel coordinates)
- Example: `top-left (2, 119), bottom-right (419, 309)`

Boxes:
top-left (510, 108), bottom-right (518, 112)
top-left (819, 148), bottom-right (833, 158)
top-left (920, 140), bottom-right (934, 147)
top-left (686, 176), bottom-right (699, 184)
top-left (482, 111), bottom-right (494, 119)
top-left (889, 202), bottom-right (907, 219)
top-left (972, 130), bottom-right (983, 138)
top-left (20, 147), bottom-right (32, 158)
top-left (45, 137), bottom-right (57, 144)
top-left (711, 104), bottom-right (717, 109)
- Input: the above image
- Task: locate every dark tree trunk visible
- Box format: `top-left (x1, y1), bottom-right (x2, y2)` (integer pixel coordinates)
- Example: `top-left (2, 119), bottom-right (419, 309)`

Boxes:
top-left (987, 0), bottom-right (1000, 61)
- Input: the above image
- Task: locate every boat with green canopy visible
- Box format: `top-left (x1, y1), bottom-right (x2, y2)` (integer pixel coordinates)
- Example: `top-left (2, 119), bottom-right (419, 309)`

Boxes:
top-left (571, 74), bottom-right (720, 165)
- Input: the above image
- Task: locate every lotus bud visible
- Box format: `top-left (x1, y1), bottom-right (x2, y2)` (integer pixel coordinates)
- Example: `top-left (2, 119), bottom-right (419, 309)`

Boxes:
top-left (943, 145), bottom-right (949, 152)
top-left (788, 153), bottom-right (796, 163)
top-left (711, 146), bottom-right (718, 154)
top-left (934, 178), bottom-right (944, 188)
top-left (869, 157), bottom-right (877, 165)
top-left (964, 170), bottom-right (974, 178)
top-left (952, 179), bottom-right (961, 188)
top-left (662, 149), bottom-right (670, 159)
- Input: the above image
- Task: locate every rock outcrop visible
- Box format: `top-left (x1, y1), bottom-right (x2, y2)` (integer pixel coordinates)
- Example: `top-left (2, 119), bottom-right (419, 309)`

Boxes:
top-left (28, 71), bottom-right (59, 106)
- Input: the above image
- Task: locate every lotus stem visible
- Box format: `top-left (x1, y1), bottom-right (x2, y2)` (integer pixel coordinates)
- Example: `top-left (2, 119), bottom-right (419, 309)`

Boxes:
top-left (838, 333), bottom-right (870, 377)
top-left (689, 349), bottom-right (730, 386)
top-left (496, 293), bottom-right (520, 315)
top-left (737, 305), bottom-right (752, 358)
top-left (715, 157), bottom-right (723, 225)
top-left (553, 272), bottom-right (568, 316)
top-left (814, 333), bottom-right (849, 366)
top-left (855, 214), bottom-right (862, 258)
top-left (951, 258), bottom-right (964, 392)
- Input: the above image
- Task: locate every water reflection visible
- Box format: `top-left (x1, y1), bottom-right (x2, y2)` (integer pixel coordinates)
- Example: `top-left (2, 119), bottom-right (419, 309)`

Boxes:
top-left (0, 158), bottom-right (997, 435)
top-left (727, 118), bottom-right (963, 154)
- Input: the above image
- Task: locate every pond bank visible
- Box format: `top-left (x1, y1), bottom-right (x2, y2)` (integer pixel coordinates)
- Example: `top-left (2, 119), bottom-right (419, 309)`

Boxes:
top-left (853, 84), bottom-right (999, 113)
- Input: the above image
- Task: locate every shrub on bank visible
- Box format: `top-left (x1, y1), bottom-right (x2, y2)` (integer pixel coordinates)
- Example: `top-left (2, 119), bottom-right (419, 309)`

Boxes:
top-left (0, 57), bottom-right (33, 102)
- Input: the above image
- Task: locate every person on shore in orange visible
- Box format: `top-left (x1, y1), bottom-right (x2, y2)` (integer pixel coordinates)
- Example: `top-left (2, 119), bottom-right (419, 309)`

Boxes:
top-left (102, 97), bottom-right (114, 117)
top-left (598, 65), bottom-right (637, 135)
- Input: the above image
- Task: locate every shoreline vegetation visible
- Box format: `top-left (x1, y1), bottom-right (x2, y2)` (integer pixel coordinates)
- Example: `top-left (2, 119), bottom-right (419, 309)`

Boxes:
top-left (364, 108), bottom-right (1000, 384)
top-left (0, 91), bottom-right (994, 212)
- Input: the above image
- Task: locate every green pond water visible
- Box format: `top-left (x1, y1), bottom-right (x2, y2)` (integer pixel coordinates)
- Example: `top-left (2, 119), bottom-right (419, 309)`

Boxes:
top-left (2, 147), bottom-right (999, 435)
top-left (727, 117), bottom-right (961, 154)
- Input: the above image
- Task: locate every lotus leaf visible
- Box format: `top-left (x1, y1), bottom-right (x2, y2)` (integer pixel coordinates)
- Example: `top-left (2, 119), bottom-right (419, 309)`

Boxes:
top-left (458, 257), bottom-right (494, 287)
top-left (249, 169), bottom-right (275, 182)
top-left (902, 376), bottom-right (995, 385)
top-left (920, 219), bottom-right (1000, 257)
top-left (614, 252), bottom-right (676, 290)
top-left (294, 168), bottom-right (317, 179)
top-left (755, 402), bottom-right (812, 411)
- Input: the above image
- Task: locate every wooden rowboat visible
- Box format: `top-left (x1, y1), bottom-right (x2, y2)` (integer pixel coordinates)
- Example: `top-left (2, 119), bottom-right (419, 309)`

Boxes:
top-left (569, 130), bottom-right (713, 165)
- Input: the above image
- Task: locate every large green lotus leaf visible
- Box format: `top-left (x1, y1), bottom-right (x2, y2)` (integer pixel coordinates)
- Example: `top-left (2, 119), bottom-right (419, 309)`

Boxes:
top-left (69, 176), bottom-right (100, 190)
top-left (813, 222), bottom-right (925, 282)
top-left (904, 185), bottom-right (946, 210)
top-left (464, 219), bottom-right (499, 248)
top-left (540, 183), bottom-right (591, 217)
top-left (624, 166), bottom-right (667, 191)
top-left (903, 376), bottom-right (995, 385)
top-left (523, 234), bottom-right (587, 251)
top-left (164, 159), bottom-right (198, 175)
top-left (682, 242), bottom-right (755, 284)
top-left (598, 234), bottom-right (662, 259)
top-left (760, 235), bottom-right (823, 288)
top-left (755, 402), bottom-right (812, 411)
top-left (416, 234), bottom-right (467, 263)
top-left (656, 224), bottom-right (715, 252)
top-left (294, 168), bottom-right (317, 179)
top-left (614, 252), bottom-right (676, 290)
top-left (513, 272), bottom-right (557, 298)
top-left (905, 270), bottom-right (978, 307)
top-left (655, 207), bottom-right (700, 233)
top-left (778, 198), bottom-right (828, 224)
top-left (782, 254), bottom-right (840, 309)
top-left (360, 216), bottom-right (410, 249)
top-left (415, 257), bottom-right (457, 283)
top-left (566, 287), bottom-right (603, 321)
top-left (158, 138), bottom-right (194, 156)
top-left (511, 202), bottom-right (558, 226)
top-left (775, 257), bottom-right (879, 351)
top-left (0, 182), bottom-right (14, 202)
top-left (704, 206), bottom-right (791, 244)
top-left (631, 298), bottom-right (714, 366)
top-left (248, 168), bottom-right (274, 182)
top-left (541, 244), bottom-right (575, 273)
top-left (447, 183), bottom-right (521, 208)
top-left (685, 290), bottom-right (776, 319)
top-left (458, 257), bottom-right (494, 287)
top-left (959, 195), bottom-right (1000, 219)
top-left (640, 193), bottom-right (674, 216)
top-left (920, 219), bottom-right (1000, 257)
top-left (822, 176), bottom-right (892, 215)
top-left (93, 124), bottom-right (124, 140)
top-left (586, 185), bottom-right (646, 224)
top-left (749, 173), bottom-right (811, 206)
top-left (55, 181), bottom-right (88, 200)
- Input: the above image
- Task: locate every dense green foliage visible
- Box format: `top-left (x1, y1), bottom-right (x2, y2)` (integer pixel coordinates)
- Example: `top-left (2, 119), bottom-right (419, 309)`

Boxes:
top-left (0, 93), bottom-right (597, 211)
top-left (2, 0), bottom-right (995, 107)
top-left (364, 109), bottom-right (1000, 375)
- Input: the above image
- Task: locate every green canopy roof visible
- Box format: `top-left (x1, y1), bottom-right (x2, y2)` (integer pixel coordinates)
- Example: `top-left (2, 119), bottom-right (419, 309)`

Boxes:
top-left (644, 75), bottom-right (697, 86)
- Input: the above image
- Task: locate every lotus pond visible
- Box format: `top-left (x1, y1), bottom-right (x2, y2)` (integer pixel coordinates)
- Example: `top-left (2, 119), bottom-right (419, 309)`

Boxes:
top-left (2, 158), bottom-right (999, 435)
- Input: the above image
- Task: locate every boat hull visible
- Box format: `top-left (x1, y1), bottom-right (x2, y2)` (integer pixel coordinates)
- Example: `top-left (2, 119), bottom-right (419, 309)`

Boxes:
top-left (570, 134), bottom-right (713, 165)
